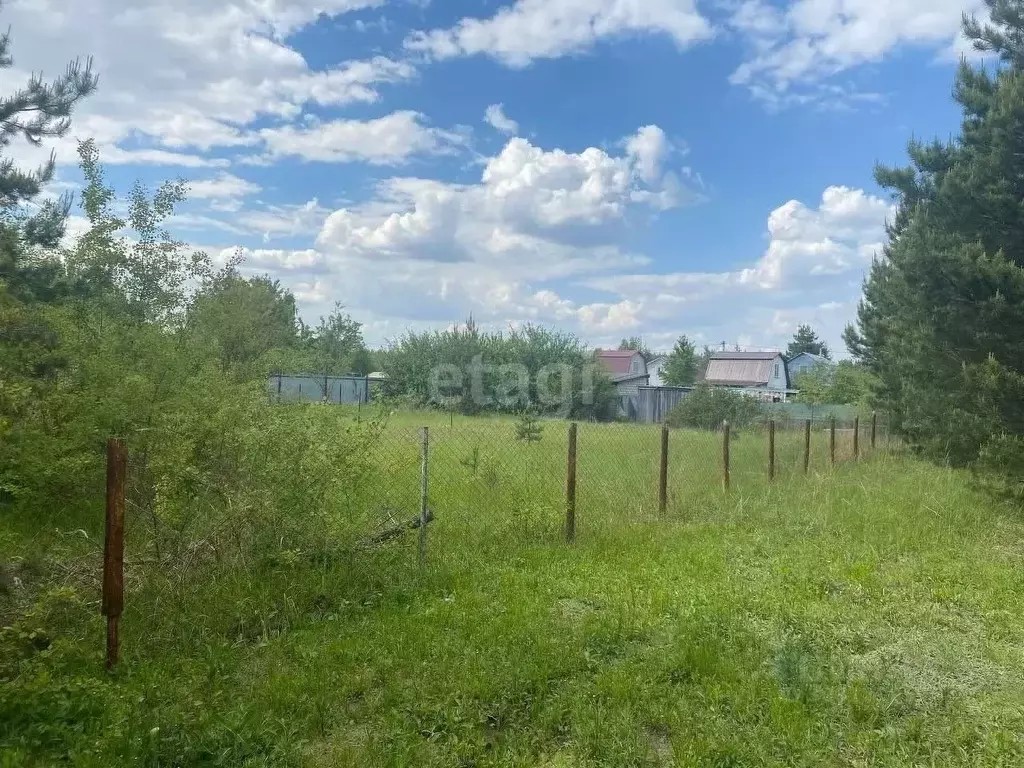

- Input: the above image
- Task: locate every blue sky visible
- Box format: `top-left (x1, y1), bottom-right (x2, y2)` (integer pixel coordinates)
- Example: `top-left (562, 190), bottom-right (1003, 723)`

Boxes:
top-left (11, 0), bottom-right (980, 353)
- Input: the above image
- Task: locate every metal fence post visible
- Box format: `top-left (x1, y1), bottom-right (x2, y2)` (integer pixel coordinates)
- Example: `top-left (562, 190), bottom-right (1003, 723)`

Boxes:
top-left (768, 419), bottom-right (776, 482)
top-left (659, 425), bottom-right (669, 515)
top-left (803, 418), bottom-right (811, 474)
top-left (830, 416), bottom-right (836, 467)
top-left (871, 411), bottom-right (877, 450)
top-left (566, 423), bottom-right (578, 542)
top-left (722, 421), bottom-right (730, 492)
top-left (853, 415), bottom-right (860, 460)
top-left (103, 438), bottom-right (127, 671)
top-left (419, 427), bottom-right (429, 565)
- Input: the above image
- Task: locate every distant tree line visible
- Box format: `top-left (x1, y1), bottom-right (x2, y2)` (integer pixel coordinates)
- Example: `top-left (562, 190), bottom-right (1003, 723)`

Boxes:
top-left (382, 318), bottom-right (618, 419)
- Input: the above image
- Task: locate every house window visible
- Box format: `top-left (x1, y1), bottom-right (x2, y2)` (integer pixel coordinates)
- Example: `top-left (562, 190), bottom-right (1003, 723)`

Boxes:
top-left (631, 358), bottom-right (640, 373)
top-left (775, 362), bottom-right (780, 379)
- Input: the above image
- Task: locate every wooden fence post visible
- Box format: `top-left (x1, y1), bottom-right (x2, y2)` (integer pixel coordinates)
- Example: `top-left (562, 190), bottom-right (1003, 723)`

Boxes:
top-left (566, 423), bottom-right (578, 542)
top-left (871, 411), bottom-right (877, 450)
top-left (658, 425), bottom-right (669, 515)
top-left (103, 438), bottom-right (127, 671)
top-left (419, 427), bottom-right (429, 565)
top-left (853, 415), bottom-right (860, 460)
top-left (829, 417), bottom-right (836, 468)
top-left (803, 419), bottom-right (811, 474)
top-left (722, 421), bottom-right (730, 492)
top-left (768, 419), bottom-right (776, 482)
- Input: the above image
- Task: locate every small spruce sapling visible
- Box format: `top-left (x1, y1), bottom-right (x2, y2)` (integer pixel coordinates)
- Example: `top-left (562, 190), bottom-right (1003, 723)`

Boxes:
top-left (514, 410), bottom-right (543, 443)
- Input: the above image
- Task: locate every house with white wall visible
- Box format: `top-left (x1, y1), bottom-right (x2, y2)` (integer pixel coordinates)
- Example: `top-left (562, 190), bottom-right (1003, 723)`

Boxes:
top-left (647, 355), bottom-right (667, 386)
top-left (702, 351), bottom-right (790, 400)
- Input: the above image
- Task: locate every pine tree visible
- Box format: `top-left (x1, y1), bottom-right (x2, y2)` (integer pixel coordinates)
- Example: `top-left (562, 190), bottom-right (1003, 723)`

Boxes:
top-left (0, 19), bottom-right (97, 297)
top-left (846, 0), bottom-right (1024, 474)
top-left (785, 325), bottom-right (831, 359)
top-left (514, 410), bottom-right (543, 443)
top-left (662, 334), bottom-right (698, 386)
top-left (619, 336), bottom-right (653, 362)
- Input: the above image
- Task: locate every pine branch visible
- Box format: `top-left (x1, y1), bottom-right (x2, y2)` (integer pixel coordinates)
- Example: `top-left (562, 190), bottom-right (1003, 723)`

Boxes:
top-left (0, 57), bottom-right (97, 148)
top-left (0, 20), bottom-right (97, 209)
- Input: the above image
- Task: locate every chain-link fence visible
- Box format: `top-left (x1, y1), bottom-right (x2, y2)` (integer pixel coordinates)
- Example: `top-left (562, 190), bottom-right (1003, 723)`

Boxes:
top-left (96, 408), bottom-right (893, 666)
top-left (331, 411), bottom-right (896, 560)
top-left (116, 410), bottom-right (893, 566)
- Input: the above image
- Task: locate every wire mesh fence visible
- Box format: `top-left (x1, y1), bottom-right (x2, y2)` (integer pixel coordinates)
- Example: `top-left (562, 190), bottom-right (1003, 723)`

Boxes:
top-left (116, 410), bottom-right (894, 568)
top-left (97, 407), bottom-right (893, 666)
top-left (324, 410), bottom-right (896, 558)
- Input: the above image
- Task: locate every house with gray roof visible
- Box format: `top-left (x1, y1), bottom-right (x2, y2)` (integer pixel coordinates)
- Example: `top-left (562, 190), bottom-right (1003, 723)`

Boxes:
top-left (702, 351), bottom-right (790, 400)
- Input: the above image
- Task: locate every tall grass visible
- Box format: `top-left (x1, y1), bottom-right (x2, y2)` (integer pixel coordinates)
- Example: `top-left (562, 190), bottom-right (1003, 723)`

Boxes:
top-left (2, 410), bottom-right (1021, 766)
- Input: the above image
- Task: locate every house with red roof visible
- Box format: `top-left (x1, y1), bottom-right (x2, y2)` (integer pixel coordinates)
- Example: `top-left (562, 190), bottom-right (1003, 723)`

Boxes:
top-left (595, 349), bottom-right (650, 418)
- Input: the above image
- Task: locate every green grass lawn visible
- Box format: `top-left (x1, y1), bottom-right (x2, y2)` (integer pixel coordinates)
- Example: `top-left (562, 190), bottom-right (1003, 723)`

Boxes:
top-left (3, 412), bottom-right (1023, 766)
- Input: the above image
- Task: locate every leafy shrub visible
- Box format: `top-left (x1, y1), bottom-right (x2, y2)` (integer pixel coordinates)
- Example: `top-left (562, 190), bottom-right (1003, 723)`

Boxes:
top-left (380, 321), bottom-right (619, 420)
top-left (665, 384), bottom-right (761, 431)
top-left (135, 372), bottom-right (387, 568)
top-left (0, 138), bottom-right (400, 570)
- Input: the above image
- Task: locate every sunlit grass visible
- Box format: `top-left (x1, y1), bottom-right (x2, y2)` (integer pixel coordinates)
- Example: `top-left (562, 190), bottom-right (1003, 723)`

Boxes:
top-left (2, 410), bottom-right (1021, 766)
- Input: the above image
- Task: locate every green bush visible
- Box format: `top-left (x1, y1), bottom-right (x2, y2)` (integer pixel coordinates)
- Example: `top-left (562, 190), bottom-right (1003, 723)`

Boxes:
top-left (136, 371), bottom-right (387, 566)
top-left (665, 384), bottom-right (761, 431)
top-left (380, 321), bottom-right (619, 420)
top-left (0, 145), bottom-right (398, 614)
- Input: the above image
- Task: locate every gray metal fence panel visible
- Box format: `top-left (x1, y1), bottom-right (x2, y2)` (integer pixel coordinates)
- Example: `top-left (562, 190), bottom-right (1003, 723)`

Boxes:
top-left (760, 402), bottom-right (860, 423)
top-left (267, 374), bottom-right (369, 404)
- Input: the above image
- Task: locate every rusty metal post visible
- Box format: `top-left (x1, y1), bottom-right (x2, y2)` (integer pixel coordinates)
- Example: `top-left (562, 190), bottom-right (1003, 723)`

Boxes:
top-left (768, 419), bottom-right (776, 482)
top-left (722, 421), bottom-right (730, 492)
top-left (830, 416), bottom-right (836, 467)
top-left (853, 415), bottom-right (860, 460)
top-left (803, 418), bottom-right (811, 474)
top-left (103, 438), bottom-right (127, 671)
top-left (566, 423), bottom-right (578, 542)
top-left (419, 427), bottom-right (429, 565)
top-left (659, 425), bottom-right (669, 515)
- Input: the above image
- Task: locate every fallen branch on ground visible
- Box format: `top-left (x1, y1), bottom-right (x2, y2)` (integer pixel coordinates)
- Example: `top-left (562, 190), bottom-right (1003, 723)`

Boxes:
top-left (364, 509), bottom-right (434, 547)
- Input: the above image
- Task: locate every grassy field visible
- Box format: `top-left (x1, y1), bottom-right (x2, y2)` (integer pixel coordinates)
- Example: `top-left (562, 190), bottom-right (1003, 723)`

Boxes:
top-left (3, 410), bottom-right (1024, 766)
top-left (347, 409), bottom-right (863, 539)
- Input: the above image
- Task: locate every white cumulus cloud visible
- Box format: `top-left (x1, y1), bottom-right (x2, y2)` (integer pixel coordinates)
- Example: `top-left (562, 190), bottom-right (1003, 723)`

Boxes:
top-left (484, 104), bottom-right (520, 135)
top-left (204, 183), bottom-right (891, 350)
top-left (316, 125), bottom-right (693, 262)
top-left (187, 173), bottom-right (262, 200)
top-left (582, 185), bottom-right (894, 349)
top-left (0, 0), bottom-right (414, 167)
top-left (405, 0), bottom-right (712, 67)
top-left (729, 0), bottom-right (986, 106)
top-left (256, 111), bottom-right (468, 165)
